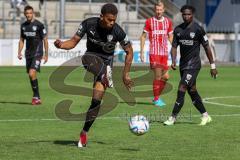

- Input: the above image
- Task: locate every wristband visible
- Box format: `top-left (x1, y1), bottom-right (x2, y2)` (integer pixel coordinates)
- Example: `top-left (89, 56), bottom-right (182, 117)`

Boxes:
top-left (210, 63), bottom-right (216, 69)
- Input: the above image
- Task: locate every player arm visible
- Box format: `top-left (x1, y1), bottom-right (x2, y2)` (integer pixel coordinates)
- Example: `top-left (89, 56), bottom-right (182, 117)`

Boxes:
top-left (200, 27), bottom-right (218, 78)
top-left (54, 34), bottom-right (81, 50)
top-left (168, 20), bottom-right (174, 44)
top-left (43, 37), bottom-right (48, 57)
top-left (55, 20), bottom-right (86, 50)
top-left (140, 32), bottom-right (147, 55)
top-left (18, 37), bottom-right (24, 57)
top-left (122, 43), bottom-right (134, 90)
top-left (168, 33), bottom-right (173, 44)
top-left (203, 44), bottom-right (218, 78)
top-left (171, 47), bottom-right (177, 64)
top-left (119, 32), bottom-right (134, 90)
top-left (204, 45), bottom-right (214, 64)
top-left (123, 44), bottom-right (133, 76)
top-left (170, 29), bottom-right (179, 70)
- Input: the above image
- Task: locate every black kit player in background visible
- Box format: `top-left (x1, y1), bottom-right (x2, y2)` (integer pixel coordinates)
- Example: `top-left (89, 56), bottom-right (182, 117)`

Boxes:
top-left (18, 5), bottom-right (48, 105)
top-left (164, 5), bottom-right (218, 126)
top-left (54, 3), bottom-right (134, 148)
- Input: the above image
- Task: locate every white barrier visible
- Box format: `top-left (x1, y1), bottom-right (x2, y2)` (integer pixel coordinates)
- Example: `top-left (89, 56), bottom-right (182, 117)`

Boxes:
top-left (0, 39), bottom-right (174, 66)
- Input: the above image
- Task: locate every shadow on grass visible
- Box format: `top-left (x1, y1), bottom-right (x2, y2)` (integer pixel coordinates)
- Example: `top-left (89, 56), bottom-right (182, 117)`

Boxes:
top-left (0, 101), bottom-right (32, 105)
top-left (118, 101), bottom-right (153, 106)
top-left (54, 140), bottom-right (77, 146)
top-left (53, 140), bottom-right (107, 147)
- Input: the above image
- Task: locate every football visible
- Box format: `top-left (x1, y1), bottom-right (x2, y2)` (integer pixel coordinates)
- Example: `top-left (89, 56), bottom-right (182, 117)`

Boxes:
top-left (128, 115), bottom-right (150, 135)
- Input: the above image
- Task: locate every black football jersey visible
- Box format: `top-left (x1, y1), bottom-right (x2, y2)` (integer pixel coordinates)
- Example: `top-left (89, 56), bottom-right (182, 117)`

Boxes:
top-left (172, 21), bottom-right (209, 70)
top-left (21, 19), bottom-right (47, 58)
top-left (76, 17), bottom-right (131, 57)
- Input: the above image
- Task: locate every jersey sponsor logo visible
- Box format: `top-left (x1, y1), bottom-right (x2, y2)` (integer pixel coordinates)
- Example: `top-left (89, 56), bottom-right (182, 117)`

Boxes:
top-left (35, 60), bottom-right (40, 69)
top-left (152, 30), bottom-right (167, 35)
top-left (179, 40), bottom-right (194, 46)
top-left (107, 34), bottom-right (113, 42)
top-left (24, 32), bottom-right (36, 37)
top-left (186, 74), bottom-right (192, 80)
top-left (32, 26), bottom-right (37, 31)
top-left (185, 74), bottom-right (192, 85)
top-left (203, 35), bottom-right (208, 42)
top-left (190, 32), bottom-right (195, 39)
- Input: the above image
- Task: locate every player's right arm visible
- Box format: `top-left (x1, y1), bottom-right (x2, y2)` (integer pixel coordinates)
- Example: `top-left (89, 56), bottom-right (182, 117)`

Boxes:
top-left (140, 19), bottom-right (150, 63)
top-left (18, 38), bottom-right (24, 60)
top-left (54, 20), bottom-right (87, 50)
top-left (170, 28), bottom-right (179, 70)
top-left (170, 47), bottom-right (177, 70)
top-left (18, 24), bottom-right (25, 60)
top-left (54, 35), bottom-right (81, 50)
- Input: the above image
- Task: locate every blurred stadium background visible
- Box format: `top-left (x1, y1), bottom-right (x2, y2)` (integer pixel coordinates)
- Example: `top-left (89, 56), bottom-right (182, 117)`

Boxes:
top-left (0, 0), bottom-right (240, 65)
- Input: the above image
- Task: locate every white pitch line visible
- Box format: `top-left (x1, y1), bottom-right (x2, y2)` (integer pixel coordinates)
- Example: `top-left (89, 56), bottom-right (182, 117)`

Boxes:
top-left (203, 96), bottom-right (240, 108)
top-left (0, 114), bottom-right (240, 123)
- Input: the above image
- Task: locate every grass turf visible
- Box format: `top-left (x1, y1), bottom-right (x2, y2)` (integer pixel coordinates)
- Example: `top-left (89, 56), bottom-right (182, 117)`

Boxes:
top-left (0, 66), bottom-right (239, 160)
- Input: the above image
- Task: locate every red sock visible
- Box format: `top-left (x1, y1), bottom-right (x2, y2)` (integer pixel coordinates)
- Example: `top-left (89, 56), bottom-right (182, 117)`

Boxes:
top-left (159, 80), bottom-right (166, 95)
top-left (153, 80), bottom-right (160, 101)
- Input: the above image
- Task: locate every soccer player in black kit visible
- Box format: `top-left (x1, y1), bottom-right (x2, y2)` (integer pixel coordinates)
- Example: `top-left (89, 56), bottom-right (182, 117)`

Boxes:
top-left (18, 5), bottom-right (48, 105)
top-left (164, 5), bottom-right (218, 126)
top-left (54, 3), bottom-right (133, 147)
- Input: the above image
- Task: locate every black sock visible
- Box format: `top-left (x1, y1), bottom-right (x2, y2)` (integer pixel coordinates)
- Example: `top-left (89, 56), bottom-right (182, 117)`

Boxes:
top-left (83, 99), bottom-right (101, 132)
top-left (30, 78), bottom-right (40, 98)
top-left (172, 90), bottom-right (186, 117)
top-left (188, 90), bottom-right (206, 114)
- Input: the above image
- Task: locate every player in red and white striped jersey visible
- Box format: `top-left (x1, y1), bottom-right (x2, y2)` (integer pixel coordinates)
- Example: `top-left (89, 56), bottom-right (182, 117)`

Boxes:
top-left (140, 1), bottom-right (173, 107)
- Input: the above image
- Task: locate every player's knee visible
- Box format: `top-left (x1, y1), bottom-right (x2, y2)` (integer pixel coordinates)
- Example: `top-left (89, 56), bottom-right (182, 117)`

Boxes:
top-left (29, 69), bottom-right (36, 79)
top-left (179, 84), bottom-right (187, 92)
top-left (161, 74), bottom-right (169, 81)
top-left (188, 89), bottom-right (202, 103)
top-left (188, 86), bottom-right (197, 92)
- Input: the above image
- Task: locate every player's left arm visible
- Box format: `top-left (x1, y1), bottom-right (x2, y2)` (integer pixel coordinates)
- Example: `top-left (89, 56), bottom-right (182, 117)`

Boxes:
top-left (168, 19), bottom-right (174, 44)
top-left (200, 27), bottom-right (218, 79)
top-left (43, 37), bottom-right (48, 64)
top-left (168, 33), bottom-right (173, 44)
top-left (40, 24), bottom-right (48, 64)
top-left (119, 34), bottom-right (134, 91)
top-left (122, 43), bottom-right (134, 91)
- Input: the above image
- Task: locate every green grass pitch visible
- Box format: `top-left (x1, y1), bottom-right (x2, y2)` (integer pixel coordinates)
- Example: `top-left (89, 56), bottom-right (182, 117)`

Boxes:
top-left (0, 66), bottom-right (239, 160)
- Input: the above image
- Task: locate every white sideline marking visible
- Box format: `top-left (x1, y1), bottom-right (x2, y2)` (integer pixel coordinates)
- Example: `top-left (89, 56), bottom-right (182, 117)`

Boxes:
top-left (203, 96), bottom-right (240, 108)
top-left (0, 114), bottom-right (240, 123)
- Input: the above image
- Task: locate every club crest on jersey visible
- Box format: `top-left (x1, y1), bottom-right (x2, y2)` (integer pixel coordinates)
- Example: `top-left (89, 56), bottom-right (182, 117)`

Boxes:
top-left (32, 26), bottom-right (37, 31)
top-left (190, 32), bottom-right (195, 39)
top-left (186, 74), bottom-right (192, 80)
top-left (35, 60), bottom-right (40, 68)
top-left (107, 34), bottom-right (113, 42)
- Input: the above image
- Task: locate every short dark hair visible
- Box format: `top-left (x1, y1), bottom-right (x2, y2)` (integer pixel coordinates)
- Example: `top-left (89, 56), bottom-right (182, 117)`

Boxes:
top-left (180, 5), bottom-right (195, 13)
top-left (101, 3), bottom-right (118, 15)
top-left (24, 5), bottom-right (34, 12)
top-left (154, 2), bottom-right (165, 8)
